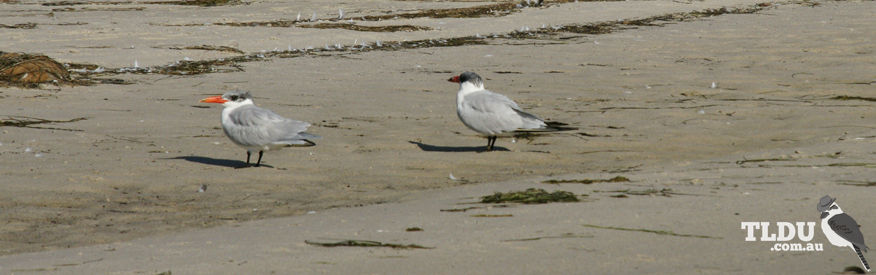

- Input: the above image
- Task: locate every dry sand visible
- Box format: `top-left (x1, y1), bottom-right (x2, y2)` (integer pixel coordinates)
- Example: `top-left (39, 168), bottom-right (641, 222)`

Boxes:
top-left (0, 0), bottom-right (874, 273)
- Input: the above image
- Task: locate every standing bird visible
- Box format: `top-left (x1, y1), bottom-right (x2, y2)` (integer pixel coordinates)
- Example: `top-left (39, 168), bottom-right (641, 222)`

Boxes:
top-left (819, 195), bottom-right (870, 272)
top-left (200, 91), bottom-right (318, 167)
top-left (448, 72), bottom-right (573, 151)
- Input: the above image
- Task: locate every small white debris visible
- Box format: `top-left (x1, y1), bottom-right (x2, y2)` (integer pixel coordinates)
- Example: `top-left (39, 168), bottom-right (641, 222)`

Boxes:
top-left (645, 85), bottom-right (652, 89)
top-left (129, 45), bottom-right (135, 49)
top-left (310, 12), bottom-right (317, 22)
top-left (288, 44), bottom-right (292, 51)
top-left (511, 138), bottom-right (517, 143)
top-left (198, 184), bottom-right (207, 193)
top-left (252, 208), bottom-right (258, 212)
top-left (475, 33), bottom-right (482, 38)
top-left (338, 8), bottom-right (344, 20)
top-left (623, 90), bottom-right (632, 95)
top-left (212, 141), bottom-right (221, 145)
top-left (593, 41), bottom-right (600, 45)
top-left (376, 229), bottom-right (385, 233)
top-left (24, 147), bottom-right (32, 153)
top-left (183, 57), bottom-right (192, 61)
top-left (296, 12), bottom-right (301, 21)
top-left (484, 54), bottom-right (493, 58)
top-left (449, 173), bottom-right (458, 181)
top-left (710, 82), bottom-right (718, 89)
top-left (133, 60), bottom-right (139, 68)
top-left (307, 210), bottom-right (317, 215)
top-left (375, 40), bottom-right (382, 47)
top-left (697, 109), bottom-right (706, 114)
top-left (34, 153), bottom-right (42, 158)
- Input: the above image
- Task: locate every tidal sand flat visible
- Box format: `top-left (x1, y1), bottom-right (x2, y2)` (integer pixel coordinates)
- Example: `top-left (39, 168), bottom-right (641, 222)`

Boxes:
top-left (0, 0), bottom-right (874, 273)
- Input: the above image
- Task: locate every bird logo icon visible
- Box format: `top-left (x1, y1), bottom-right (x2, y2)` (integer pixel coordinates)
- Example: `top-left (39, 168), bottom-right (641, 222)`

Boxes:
top-left (819, 195), bottom-right (870, 272)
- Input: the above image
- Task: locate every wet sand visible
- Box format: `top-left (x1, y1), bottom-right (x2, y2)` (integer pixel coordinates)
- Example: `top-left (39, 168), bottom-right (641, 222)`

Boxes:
top-left (0, 0), bottom-right (874, 273)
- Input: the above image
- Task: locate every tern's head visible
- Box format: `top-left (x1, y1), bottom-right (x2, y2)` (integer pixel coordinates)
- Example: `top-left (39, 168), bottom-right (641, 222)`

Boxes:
top-left (448, 72), bottom-right (484, 91)
top-left (200, 91), bottom-right (254, 107)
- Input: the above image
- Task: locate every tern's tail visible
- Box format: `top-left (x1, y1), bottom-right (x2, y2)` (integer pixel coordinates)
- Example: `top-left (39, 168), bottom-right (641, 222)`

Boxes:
top-left (280, 132), bottom-right (319, 147)
top-left (854, 245), bottom-right (871, 272)
top-left (544, 121), bottom-right (577, 132)
top-left (514, 121), bottom-right (578, 133)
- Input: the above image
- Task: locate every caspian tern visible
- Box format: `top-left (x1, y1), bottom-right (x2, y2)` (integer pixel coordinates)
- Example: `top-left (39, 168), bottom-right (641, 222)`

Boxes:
top-left (200, 91), bottom-right (318, 167)
top-left (448, 72), bottom-right (574, 151)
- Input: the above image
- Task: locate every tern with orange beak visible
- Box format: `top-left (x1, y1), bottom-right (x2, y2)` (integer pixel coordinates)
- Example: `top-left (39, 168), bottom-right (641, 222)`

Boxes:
top-left (448, 72), bottom-right (574, 151)
top-left (200, 91), bottom-right (318, 167)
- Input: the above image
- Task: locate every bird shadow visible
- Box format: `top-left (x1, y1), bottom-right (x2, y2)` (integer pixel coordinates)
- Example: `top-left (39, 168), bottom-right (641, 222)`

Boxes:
top-left (408, 141), bottom-right (509, 152)
top-left (165, 156), bottom-right (273, 168)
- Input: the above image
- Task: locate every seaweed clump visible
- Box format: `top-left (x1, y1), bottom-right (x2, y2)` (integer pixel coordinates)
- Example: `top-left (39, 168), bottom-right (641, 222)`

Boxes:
top-left (301, 23), bottom-right (431, 32)
top-left (0, 52), bottom-right (70, 88)
top-left (542, 176), bottom-right (630, 184)
top-left (481, 188), bottom-right (579, 204)
top-left (168, 0), bottom-right (241, 6)
top-left (305, 239), bottom-right (432, 249)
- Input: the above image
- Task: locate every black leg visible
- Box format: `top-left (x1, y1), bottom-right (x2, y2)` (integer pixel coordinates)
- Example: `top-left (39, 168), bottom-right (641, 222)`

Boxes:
top-left (255, 151), bottom-right (264, 167)
top-left (486, 136), bottom-right (496, 151)
top-left (246, 151), bottom-right (251, 165)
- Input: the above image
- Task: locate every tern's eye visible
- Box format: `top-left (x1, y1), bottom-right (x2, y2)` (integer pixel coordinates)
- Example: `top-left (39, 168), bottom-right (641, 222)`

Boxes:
top-left (229, 95), bottom-right (238, 101)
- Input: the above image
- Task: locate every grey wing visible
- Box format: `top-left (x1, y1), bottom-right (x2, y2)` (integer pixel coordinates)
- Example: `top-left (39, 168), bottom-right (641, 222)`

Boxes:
top-left (829, 213), bottom-right (869, 251)
top-left (227, 106), bottom-right (314, 146)
top-left (463, 91), bottom-right (546, 133)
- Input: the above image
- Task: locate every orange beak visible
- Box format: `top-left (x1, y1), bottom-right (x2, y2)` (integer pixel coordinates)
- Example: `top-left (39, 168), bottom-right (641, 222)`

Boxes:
top-left (447, 75), bottom-right (460, 83)
top-left (200, 96), bottom-right (228, 104)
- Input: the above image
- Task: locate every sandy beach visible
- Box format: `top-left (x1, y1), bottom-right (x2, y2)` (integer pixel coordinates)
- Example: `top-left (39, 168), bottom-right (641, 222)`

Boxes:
top-left (0, 0), bottom-right (874, 273)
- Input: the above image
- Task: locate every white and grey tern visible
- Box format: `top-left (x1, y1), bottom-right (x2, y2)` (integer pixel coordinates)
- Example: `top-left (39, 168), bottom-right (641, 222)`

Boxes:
top-left (448, 72), bottom-right (574, 151)
top-left (200, 91), bottom-right (318, 167)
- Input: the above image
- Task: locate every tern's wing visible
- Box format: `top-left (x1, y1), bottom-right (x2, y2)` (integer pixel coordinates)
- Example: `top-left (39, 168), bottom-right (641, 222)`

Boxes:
top-left (226, 105), bottom-right (313, 146)
top-left (829, 213), bottom-right (869, 251)
top-left (462, 91), bottom-right (547, 131)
